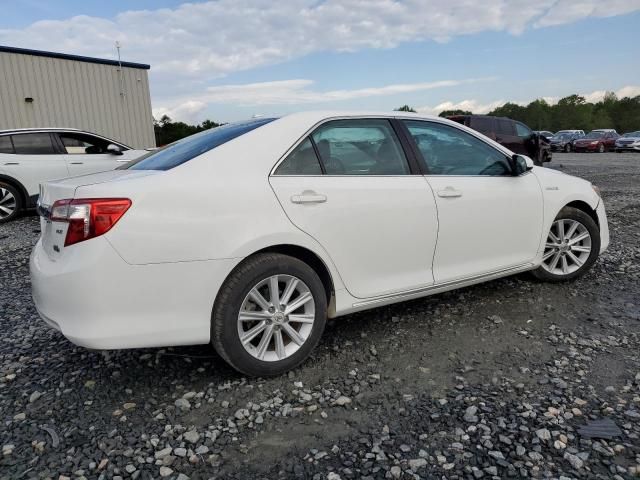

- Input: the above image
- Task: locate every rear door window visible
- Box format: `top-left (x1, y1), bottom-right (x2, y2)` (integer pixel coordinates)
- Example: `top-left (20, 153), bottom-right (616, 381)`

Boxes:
top-left (0, 136), bottom-right (14, 154)
top-left (129, 118), bottom-right (276, 171)
top-left (274, 138), bottom-right (323, 175)
top-left (11, 133), bottom-right (56, 154)
top-left (310, 119), bottom-right (409, 175)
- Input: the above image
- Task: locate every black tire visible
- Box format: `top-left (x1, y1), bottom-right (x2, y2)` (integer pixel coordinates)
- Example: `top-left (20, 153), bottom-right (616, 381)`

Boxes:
top-left (531, 206), bottom-right (600, 283)
top-left (564, 143), bottom-right (571, 153)
top-left (211, 253), bottom-right (327, 376)
top-left (597, 143), bottom-right (605, 153)
top-left (0, 181), bottom-right (22, 224)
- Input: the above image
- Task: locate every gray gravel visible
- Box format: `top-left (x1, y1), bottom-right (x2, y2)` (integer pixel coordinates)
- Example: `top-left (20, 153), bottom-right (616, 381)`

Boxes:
top-left (1, 152), bottom-right (640, 479)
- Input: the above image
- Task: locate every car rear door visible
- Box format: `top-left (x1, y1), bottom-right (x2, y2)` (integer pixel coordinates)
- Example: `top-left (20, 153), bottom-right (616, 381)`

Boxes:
top-left (2, 133), bottom-right (69, 197)
top-left (401, 119), bottom-right (543, 283)
top-left (269, 118), bottom-right (439, 299)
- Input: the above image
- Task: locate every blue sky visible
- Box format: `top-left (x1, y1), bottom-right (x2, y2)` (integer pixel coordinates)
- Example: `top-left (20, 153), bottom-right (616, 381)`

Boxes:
top-left (1, 0), bottom-right (639, 122)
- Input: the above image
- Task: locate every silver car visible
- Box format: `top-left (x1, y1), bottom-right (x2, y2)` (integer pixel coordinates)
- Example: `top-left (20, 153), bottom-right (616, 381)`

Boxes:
top-left (615, 131), bottom-right (640, 152)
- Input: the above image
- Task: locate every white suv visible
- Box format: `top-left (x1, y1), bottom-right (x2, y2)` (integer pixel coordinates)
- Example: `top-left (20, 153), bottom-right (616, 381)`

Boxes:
top-left (0, 128), bottom-right (149, 222)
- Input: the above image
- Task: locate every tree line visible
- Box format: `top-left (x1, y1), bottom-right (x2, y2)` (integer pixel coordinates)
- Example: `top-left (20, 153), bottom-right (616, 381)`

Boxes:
top-left (156, 92), bottom-right (640, 145)
top-left (154, 115), bottom-right (221, 146)
top-left (397, 92), bottom-right (640, 133)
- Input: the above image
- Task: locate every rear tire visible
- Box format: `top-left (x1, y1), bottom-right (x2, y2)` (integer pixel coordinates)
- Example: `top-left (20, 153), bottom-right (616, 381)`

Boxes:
top-left (531, 207), bottom-right (600, 283)
top-left (0, 182), bottom-right (21, 224)
top-left (211, 253), bottom-right (327, 376)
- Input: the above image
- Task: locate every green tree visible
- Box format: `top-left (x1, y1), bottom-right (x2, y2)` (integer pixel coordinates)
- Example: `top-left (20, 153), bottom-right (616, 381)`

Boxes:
top-left (394, 105), bottom-right (417, 112)
top-left (438, 109), bottom-right (472, 117)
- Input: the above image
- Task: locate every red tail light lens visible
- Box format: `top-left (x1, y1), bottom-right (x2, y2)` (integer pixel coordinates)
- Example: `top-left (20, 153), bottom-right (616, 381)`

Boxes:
top-left (50, 198), bottom-right (131, 246)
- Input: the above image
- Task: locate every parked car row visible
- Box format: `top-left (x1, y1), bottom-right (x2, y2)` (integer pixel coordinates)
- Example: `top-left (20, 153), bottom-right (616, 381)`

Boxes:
top-left (545, 128), bottom-right (640, 154)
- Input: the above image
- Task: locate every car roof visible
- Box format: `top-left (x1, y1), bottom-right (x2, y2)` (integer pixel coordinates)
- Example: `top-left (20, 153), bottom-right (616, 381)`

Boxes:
top-left (0, 127), bottom-right (82, 135)
top-left (0, 127), bottom-right (132, 149)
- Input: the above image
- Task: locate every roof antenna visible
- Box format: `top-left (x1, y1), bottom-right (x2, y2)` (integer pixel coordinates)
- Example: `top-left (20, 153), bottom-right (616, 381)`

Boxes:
top-left (115, 41), bottom-right (126, 98)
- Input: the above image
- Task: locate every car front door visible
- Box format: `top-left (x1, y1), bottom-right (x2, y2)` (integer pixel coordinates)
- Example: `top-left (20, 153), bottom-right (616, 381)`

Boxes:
top-left (402, 120), bottom-right (543, 284)
top-left (55, 132), bottom-right (135, 176)
top-left (2, 133), bottom-right (69, 197)
top-left (269, 118), bottom-right (439, 299)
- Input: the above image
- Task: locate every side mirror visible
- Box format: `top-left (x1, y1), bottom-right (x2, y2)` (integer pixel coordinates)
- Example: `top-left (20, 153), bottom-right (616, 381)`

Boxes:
top-left (106, 143), bottom-right (123, 156)
top-left (512, 154), bottom-right (534, 175)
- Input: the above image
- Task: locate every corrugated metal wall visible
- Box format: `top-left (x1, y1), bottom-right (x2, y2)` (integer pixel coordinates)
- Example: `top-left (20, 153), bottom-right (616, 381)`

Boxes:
top-left (0, 52), bottom-right (155, 148)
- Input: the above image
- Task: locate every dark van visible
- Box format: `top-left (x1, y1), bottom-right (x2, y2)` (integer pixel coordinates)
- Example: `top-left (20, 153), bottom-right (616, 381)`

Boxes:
top-left (448, 115), bottom-right (552, 166)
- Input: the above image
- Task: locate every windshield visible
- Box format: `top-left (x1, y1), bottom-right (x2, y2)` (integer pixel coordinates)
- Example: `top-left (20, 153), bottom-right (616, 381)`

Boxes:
top-left (623, 131), bottom-right (640, 137)
top-left (128, 118), bottom-right (277, 171)
top-left (584, 131), bottom-right (605, 139)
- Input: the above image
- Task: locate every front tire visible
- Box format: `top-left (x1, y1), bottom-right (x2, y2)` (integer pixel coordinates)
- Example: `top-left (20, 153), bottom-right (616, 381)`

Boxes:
top-left (597, 143), bottom-right (605, 153)
top-left (532, 207), bottom-right (600, 282)
top-left (211, 253), bottom-right (327, 376)
top-left (564, 143), bottom-right (571, 153)
top-left (0, 182), bottom-right (21, 223)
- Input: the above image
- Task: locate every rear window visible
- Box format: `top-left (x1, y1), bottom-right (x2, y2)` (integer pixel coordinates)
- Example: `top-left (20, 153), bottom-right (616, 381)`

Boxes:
top-left (11, 133), bottom-right (56, 154)
top-left (128, 118), bottom-right (276, 171)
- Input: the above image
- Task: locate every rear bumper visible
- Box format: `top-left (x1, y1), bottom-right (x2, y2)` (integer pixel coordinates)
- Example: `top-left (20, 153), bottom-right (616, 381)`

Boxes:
top-left (30, 237), bottom-right (240, 349)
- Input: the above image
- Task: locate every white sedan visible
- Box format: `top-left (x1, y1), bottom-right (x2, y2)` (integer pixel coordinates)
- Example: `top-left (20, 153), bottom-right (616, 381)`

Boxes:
top-left (30, 112), bottom-right (609, 376)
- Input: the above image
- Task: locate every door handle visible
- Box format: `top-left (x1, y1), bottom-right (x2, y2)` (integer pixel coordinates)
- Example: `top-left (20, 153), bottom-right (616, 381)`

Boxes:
top-left (291, 191), bottom-right (327, 204)
top-left (437, 187), bottom-right (462, 198)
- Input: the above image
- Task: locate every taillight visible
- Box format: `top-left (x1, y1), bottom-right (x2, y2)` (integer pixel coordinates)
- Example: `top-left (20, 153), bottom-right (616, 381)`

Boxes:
top-left (49, 198), bottom-right (131, 246)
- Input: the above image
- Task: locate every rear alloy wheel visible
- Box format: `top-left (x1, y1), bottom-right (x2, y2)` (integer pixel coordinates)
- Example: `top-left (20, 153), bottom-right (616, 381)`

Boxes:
top-left (212, 253), bottom-right (327, 376)
top-left (532, 207), bottom-right (600, 282)
top-left (0, 182), bottom-right (21, 223)
top-left (598, 143), bottom-right (605, 153)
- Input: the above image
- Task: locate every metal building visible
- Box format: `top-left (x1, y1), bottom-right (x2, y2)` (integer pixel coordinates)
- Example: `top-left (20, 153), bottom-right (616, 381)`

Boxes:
top-left (0, 45), bottom-right (155, 149)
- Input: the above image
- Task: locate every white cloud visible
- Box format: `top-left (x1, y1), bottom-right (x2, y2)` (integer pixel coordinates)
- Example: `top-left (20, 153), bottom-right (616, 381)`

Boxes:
top-left (152, 77), bottom-right (492, 120)
top-left (417, 99), bottom-right (506, 115)
top-left (535, 0), bottom-right (640, 28)
top-left (1, 0), bottom-right (638, 83)
top-left (416, 85), bottom-right (640, 116)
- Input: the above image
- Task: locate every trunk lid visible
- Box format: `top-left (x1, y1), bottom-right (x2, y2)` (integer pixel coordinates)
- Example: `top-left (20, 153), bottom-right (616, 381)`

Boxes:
top-left (38, 170), bottom-right (158, 260)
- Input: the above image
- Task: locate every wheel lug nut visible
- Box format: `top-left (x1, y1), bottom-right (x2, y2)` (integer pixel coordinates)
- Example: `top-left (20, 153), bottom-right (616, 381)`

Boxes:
top-left (268, 306), bottom-right (275, 313)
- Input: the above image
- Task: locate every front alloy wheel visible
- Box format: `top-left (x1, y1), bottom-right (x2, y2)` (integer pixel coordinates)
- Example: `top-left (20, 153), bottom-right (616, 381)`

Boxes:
top-left (541, 219), bottom-right (591, 275)
top-left (598, 143), bottom-right (605, 153)
top-left (532, 206), bottom-right (600, 282)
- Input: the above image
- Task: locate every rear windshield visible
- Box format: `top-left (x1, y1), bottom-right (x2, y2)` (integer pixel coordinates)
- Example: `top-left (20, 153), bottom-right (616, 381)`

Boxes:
top-left (128, 118), bottom-right (276, 171)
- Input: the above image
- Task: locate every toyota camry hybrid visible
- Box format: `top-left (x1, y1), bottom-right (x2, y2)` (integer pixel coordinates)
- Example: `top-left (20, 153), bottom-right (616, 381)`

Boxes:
top-left (30, 112), bottom-right (609, 376)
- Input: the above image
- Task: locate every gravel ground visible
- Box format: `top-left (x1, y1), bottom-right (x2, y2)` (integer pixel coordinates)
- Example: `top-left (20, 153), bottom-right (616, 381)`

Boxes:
top-left (1, 152), bottom-right (639, 480)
